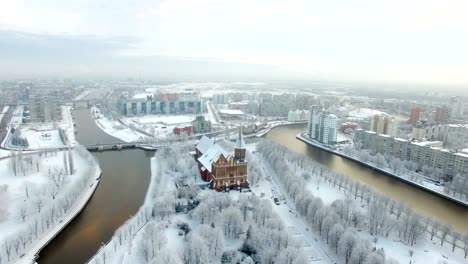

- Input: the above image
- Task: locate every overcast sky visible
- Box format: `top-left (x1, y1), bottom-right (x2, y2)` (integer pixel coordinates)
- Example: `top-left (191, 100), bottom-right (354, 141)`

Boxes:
top-left (0, 0), bottom-right (467, 85)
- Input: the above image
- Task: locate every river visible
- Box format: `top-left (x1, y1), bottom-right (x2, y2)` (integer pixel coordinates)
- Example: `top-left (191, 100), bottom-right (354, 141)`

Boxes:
top-left (38, 109), bottom-right (152, 264)
top-left (265, 125), bottom-right (468, 233)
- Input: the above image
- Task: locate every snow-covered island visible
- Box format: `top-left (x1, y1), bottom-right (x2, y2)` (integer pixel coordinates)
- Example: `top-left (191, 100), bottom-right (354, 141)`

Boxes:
top-left (87, 138), bottom-right (468, 264)
top-left (0, 106), bottom-right (102, 264)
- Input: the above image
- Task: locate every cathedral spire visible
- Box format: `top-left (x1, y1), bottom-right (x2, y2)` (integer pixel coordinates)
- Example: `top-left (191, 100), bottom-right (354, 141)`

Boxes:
top-left (235, 126), bottom-right (246, 149)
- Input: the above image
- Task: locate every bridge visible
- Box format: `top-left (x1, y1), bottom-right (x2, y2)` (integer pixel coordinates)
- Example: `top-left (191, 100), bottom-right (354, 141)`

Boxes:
top-left (84, 141), bottom-right (196, 152)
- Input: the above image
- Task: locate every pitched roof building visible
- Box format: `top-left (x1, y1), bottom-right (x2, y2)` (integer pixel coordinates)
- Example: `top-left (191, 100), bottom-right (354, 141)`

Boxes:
top-left (195, 128), bottom-right (249, 191)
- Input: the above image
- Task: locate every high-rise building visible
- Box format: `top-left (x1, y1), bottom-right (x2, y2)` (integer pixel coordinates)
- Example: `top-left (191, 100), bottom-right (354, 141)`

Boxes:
top-left (386, 118), bottom-right (399, 137)
top-left (369, 114), bottom-right (398, 137)
top-left (408, 108), bottom-right (422, 126)
top-left (449, 96), bottom-right (463, 119)
top-left (28, 92), bottom-right (62, 123)
top-left (435, 106), bottom-right (449, 123)
top-left (308, 106), bottom-right (337, 144)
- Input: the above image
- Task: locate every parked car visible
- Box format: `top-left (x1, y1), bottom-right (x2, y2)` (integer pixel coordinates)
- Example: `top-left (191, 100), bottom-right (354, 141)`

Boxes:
top-left (273, 197), bottom-right (280, 205)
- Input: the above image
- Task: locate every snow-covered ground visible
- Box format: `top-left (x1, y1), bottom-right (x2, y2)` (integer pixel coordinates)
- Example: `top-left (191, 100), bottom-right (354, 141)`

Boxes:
top-left (128, 115), bottom-right (195, 125)
top-left (0, 146), bottom-right (101, 264)
top-left (91, 108), bottom-right (149, 143)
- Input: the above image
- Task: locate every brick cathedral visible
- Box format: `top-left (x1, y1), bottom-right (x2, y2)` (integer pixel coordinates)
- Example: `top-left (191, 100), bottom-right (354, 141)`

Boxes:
top-left (195, 128), bottom-right (249, 191)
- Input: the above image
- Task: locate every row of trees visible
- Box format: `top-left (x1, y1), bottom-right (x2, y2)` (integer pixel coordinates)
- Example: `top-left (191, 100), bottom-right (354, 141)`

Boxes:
top-left (9, 148), bottom-right (75, 177)
top-left (0, 146), bottom-right (97, 264)
top-left (444, 173), bottom-right (468, 200)
top-left (257, 139), bottom-right (468, 262)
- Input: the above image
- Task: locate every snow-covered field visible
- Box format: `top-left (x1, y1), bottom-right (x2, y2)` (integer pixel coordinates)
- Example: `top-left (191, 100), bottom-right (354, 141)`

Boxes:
top-left (91, 108), bottom-right (149, 143)
top-left (128, 115), bottom-right (195, 125)
top-left (0, 146), bottom-right (101, 264)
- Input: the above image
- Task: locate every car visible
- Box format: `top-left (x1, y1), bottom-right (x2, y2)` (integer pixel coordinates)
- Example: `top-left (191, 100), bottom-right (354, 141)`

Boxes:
top-left (273, 198), bottom-right (280, 205)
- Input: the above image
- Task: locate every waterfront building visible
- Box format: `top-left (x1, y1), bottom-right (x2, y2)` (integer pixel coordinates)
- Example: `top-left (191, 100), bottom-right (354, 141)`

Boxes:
top-left (368, 113), bottom-right (399, 137)
top-left (195, 128), bottom-right (249, 191)
top-left (355, 129), bottom-right (468, 177)
top-left (411, 121), bottom-right (446, 141)
top-left (308, 106), bottom-right (338, 145)
top-left (288, 110), bottom-right (310, 122)
top-left (121, 92), bottom-right (202, 116)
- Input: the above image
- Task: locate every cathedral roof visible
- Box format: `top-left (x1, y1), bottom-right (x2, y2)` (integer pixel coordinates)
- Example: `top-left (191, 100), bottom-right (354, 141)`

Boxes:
top-left (197, 144), bottom-right (231, 173)
top-left (196, 135), bottom-right (214, 154)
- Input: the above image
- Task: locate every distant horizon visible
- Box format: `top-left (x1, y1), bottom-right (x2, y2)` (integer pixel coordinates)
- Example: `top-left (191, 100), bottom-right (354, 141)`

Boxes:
top-left (2, 74), bottom-right (467, 97)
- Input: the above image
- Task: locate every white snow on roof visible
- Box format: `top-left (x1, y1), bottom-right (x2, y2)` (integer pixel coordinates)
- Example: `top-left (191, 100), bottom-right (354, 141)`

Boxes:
top-left (348, 108), bottom-right (389, 119)
top-left (455, 152), bottom-right (468, 158)
top-left (219, 109), bottom-right (244, 115)
top-left (196, 136), bottom-right (214, 154)
top-left (411, 141), bottom-right (442, 147)
top-left (197, 144), bottom-right (230, 172)
top-left (131, 93), bottom-right (153, 100)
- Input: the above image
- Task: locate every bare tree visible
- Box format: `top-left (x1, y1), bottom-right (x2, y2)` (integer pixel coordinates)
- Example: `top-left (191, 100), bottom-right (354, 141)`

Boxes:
top-left (329, 223), bottom-right (344, 254)
top-left (339, 228), bottom-right (358, 264)
top-left (34, 197), bottom-right (43, 213)
top-left (2, 240), bottom-right (12, 262)
top-left (463, 235), bottom-right (468, 259)
top-left (222, 207), bottom-right (243, 239)
top-left (452, 232), bottom-right (461, 252)
top-left (430, 221), bottom-right (440, 240)
top-left (440, 225), bottom-right (451, 246)
top-left (19, 206), bottom-right (27, 222)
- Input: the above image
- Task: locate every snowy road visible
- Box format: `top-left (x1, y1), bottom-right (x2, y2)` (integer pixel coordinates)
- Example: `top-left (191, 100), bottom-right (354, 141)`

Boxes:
top-left (254, 154), bottom-right (336, 264)
top-left (206, 101), bottom-right (220, 125)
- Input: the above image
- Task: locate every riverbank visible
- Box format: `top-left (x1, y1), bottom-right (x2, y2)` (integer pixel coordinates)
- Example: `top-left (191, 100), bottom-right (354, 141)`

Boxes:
top-left (296, 132), bottom-right (468, 208)
top-left (0, 147), bottom-right (101, 264)
top-left (18, 167), bottom-right (101, 264)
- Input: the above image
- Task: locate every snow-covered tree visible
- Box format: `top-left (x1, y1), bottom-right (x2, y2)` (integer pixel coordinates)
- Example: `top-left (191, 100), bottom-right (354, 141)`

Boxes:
top-left (222, 207), bottom-right (243, 239)
top-left (183, 234), bottom-right (209, 264)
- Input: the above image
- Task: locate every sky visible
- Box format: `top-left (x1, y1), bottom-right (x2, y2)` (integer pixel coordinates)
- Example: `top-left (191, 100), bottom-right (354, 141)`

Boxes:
top-left (0, 0), bottom-right (467, 85)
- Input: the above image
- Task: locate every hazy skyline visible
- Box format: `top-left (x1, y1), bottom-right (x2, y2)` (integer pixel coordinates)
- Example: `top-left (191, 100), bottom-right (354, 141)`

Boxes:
top-left (1, 0), bottom-right (467, 86)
